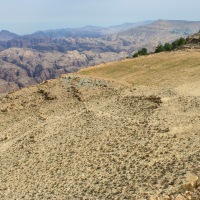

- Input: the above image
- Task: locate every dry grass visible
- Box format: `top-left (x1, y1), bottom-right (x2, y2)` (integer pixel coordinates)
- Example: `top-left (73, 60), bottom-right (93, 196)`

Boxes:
top-left (78, 50), bottom-right (200, 87)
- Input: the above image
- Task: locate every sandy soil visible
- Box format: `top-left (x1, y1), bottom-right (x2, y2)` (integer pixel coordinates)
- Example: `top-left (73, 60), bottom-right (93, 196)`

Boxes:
top-left (0, 72), bottom-right (200, 199)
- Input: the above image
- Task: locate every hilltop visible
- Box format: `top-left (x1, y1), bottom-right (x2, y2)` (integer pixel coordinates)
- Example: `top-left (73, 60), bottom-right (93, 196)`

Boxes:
top-left (0, 47), bottom-right (200, 199)
top-left (78, 50), bottom-right (200, 86)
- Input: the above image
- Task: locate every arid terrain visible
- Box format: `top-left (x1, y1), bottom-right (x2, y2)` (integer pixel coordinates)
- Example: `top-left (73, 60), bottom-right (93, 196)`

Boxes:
top-left (0, 47), bottom-right (200, 199)
top-left (1, 20), bottom-right (200, 94)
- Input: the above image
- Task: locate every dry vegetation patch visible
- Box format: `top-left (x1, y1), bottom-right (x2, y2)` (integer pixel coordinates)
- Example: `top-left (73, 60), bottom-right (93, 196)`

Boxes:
top-left (79, 50), bottom-right (200, 87)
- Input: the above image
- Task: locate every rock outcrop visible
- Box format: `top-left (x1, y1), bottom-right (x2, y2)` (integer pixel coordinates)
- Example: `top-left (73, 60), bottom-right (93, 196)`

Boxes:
top-left (187, 32), bottom-right (200, 45)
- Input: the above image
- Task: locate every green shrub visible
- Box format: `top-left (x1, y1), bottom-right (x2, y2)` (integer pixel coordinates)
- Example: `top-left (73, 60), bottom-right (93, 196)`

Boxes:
top-left (133, 48), bottom-right (148, 58)
top-left (155, 44), bottom-right (165, 53)
top-left (164, 43), bottom-right (172, 51)
top-left (155, 37), bottom-right (187, 53)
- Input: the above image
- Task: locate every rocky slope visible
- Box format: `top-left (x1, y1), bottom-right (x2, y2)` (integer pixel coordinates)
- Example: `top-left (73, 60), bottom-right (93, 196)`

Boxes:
top-left (113, 20), bottom-right (200, 52)
top-left (184, 31), bottom-right (200, 49)
top-left (0, 49), bottom-right (200, 199)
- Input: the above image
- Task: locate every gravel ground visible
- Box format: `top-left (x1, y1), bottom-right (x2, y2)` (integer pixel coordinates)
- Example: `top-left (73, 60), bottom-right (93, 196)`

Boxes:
top-left (0, 75), bottom-right (200, 199)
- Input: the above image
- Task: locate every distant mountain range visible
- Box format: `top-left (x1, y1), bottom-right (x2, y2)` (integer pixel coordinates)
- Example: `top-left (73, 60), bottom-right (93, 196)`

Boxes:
top-left (1, 19), bottom-right (200, 93)
top-left (0, 21), bottom-right (153, 42)
top-left (29, 21), bottom-right (154, 38)
top-left (1, 20), bottom-right (200, 53)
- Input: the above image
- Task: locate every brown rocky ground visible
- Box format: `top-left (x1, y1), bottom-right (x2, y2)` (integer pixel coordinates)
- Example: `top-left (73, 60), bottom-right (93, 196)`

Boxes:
top-left (0, 50), bottom-right (200, 199)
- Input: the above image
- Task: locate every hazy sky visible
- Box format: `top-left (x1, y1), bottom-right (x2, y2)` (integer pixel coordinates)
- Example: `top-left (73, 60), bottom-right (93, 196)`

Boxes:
top-left (0, 0), bottom-right (200, 34)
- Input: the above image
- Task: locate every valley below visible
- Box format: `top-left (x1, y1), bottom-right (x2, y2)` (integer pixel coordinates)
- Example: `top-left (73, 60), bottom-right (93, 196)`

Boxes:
top-left (1, 19), bottom-right (200, 94)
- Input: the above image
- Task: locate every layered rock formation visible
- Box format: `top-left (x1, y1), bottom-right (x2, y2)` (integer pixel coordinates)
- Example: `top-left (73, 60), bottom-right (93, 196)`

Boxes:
top-left (0, 48), bottom-right (127, 93)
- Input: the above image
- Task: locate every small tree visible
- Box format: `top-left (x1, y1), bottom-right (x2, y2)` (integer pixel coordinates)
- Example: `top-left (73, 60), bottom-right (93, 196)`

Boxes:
top-left (164, 43), bottom-right (172, 51)
top-left (177, 37), bottom-right (187, 46)
top-left (155, 44), bottom-right (165, 53)
top-left (133, 48), bottom-right (148, 58)
top-left (171, 40), bottom-right (179, 49)
top-left (140, 48), bottom-right (148, 55)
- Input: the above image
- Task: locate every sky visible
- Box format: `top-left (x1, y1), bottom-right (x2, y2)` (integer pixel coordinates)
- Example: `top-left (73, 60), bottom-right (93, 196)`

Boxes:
top-left (0, 0), bottom-right (200, 34)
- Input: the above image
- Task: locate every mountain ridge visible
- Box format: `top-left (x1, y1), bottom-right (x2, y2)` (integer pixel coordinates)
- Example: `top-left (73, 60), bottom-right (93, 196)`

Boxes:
top-left (0, 30), bottom-right (19, 42)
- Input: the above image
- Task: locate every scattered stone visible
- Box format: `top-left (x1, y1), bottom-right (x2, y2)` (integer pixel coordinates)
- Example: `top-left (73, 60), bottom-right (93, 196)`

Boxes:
top-left (175, 194), bottom-right (185, 200)
top-left (182, 175), bottom-right (199, 191)
top-left (0, 72), bottom-right (200, 199)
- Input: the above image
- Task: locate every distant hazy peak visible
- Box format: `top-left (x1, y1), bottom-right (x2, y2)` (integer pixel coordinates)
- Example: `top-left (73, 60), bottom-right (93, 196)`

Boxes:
top-left (0, 30), bottom-right (18, 41)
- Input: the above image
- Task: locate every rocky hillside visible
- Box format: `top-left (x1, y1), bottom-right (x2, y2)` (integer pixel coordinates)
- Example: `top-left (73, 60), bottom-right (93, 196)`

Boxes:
top-left (0, 49), bottom-right (200, 199)
top-left (1, 20), bottom-right (200, 94)
top-left (184, 31), bottom-right (200, 49)
top-left (113, 19), bottom-right (200, 52)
